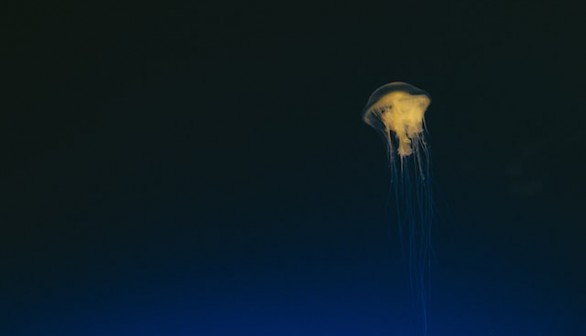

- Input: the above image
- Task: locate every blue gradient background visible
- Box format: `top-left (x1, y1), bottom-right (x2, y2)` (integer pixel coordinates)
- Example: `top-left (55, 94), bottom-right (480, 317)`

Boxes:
top-left (3, 1), bottom-right (585, 335)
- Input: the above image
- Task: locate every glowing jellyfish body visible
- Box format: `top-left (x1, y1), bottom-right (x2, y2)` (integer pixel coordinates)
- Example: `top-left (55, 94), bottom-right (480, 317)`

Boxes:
top-left (363, 82), bottom-right (433, 335)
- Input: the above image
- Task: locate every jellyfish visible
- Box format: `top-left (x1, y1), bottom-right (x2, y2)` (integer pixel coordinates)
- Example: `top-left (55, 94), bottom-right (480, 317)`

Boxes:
top-left (363, 82), bottom-right (433, 335)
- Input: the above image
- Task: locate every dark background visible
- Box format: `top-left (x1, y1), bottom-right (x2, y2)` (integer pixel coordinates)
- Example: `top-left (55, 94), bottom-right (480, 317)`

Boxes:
top-left (3, 1), bottom-right (585, 335)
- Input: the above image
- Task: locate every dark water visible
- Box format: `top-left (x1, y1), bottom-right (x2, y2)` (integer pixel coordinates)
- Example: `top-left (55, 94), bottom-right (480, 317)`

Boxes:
top-left (3, 1), bottom-right (585, 335)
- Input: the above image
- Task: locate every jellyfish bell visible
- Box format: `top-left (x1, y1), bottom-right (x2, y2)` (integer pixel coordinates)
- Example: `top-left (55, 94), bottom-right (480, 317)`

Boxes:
top-left (363, 82), bottom-right (431, 159)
